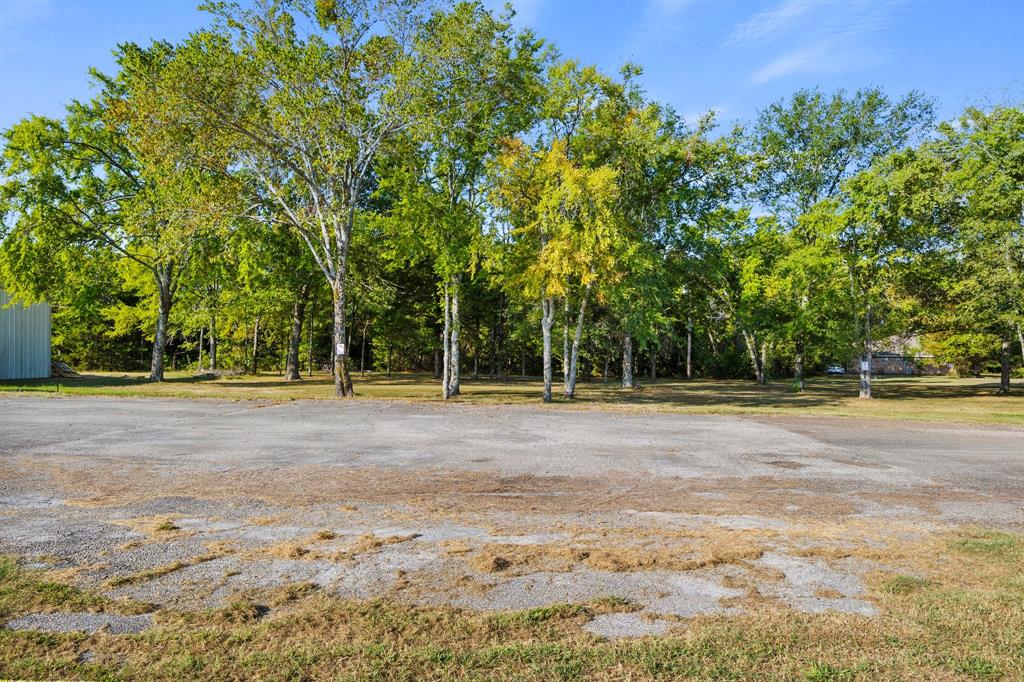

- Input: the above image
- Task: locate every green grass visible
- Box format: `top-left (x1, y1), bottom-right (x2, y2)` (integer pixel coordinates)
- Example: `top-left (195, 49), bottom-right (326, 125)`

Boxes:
top-left (1, 534), bottom-right (1022, 681)
top-left (953, 532), bottom-right (1020, 557)
top-left (879, 575), bottom-right (932, 596)
top-left (3, 371), bottom-right (1022, 425)
top-left (0, 556), bottom-right (154, 622)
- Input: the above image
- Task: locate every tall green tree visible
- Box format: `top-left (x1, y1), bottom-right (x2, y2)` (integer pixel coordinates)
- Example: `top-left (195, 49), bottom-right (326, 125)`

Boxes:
top-left (171, 0), bottom-right (426, 396)
top-left (746, 88), bottom-right (934, 393)
top-left (908, 107), bottom-right (1023, 393)
top-left (0, 42), bottom-right (235, 381)
top-left (385, 1), bottom-right (544, 399)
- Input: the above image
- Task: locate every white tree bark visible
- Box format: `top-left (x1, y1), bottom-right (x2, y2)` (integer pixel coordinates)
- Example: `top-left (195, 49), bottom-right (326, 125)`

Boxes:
top-left (541, 295), bottom-right (555, 402)
top-left (450, 275), bottom-right (461, 396)
top-left (999, 334), bottom-right (1011, 395)
top-left (562, 297), bottom-right (570, 388)
top-left (621, 334), bottom-right (634, 389)
top-left (742, 330), bottom-right (765, 384)
top-left (686, 316), bottom-right (693, 380)
top-left (442, 281), bottom-right (451, 399)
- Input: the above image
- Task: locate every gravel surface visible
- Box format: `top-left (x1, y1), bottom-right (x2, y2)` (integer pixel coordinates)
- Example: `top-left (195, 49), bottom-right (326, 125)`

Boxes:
top-left (4, 613), bottom-right (153, 634)
top-left (1, 395), bottom-right (1021, 637)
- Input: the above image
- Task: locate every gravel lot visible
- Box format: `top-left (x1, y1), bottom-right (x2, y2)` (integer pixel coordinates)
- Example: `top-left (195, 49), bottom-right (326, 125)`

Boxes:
top-left (2, 395), bottom-right (1021, 637)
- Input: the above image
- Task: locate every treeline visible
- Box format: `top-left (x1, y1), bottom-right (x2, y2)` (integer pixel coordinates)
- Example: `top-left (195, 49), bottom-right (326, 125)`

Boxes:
top-left (0, 0), bottom-right (1020, 399)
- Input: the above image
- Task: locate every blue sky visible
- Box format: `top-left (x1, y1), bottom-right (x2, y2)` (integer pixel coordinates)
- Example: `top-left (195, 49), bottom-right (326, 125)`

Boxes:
top-left (1, 0), bottom-right (1021, 132)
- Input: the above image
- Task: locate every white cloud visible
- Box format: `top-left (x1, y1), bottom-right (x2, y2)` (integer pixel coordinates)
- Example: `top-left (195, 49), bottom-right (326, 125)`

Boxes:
top-left (750, 38), bottom-right (887, 84)
top-left (727, 0), bottom-right (819, 46)
top-left (730, 0), bottom-right (902, 84)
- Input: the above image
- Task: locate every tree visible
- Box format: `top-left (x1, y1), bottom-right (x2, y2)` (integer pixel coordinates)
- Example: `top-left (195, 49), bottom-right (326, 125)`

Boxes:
top-left (835, 146), bottom-right (949, 398)
top-left (0, 42), bottom-right (234, 381)
top-left (746, 88), bottom-right (934, 392)
top-left (385, 1), bottom-right (544, 398)
top-left (911, 107), bottom-right (1023, 393)
top-left (171, 0), bottom-right (425, 396)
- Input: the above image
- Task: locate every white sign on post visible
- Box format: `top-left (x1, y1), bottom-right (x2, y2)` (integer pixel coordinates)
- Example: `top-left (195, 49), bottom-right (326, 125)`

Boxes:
top-left (336, 343), bottom-right (346, 356)
top-left (860, 361), bottom-right (870, 372)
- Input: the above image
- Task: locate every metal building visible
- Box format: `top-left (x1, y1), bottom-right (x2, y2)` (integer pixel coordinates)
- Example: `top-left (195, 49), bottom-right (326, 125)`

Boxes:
top-left (0, 289), bottom-right (52, 380)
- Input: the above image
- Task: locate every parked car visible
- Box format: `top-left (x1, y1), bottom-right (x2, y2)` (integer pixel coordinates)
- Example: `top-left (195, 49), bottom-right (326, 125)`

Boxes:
top-left (825, 364), bottom-right (845, 375)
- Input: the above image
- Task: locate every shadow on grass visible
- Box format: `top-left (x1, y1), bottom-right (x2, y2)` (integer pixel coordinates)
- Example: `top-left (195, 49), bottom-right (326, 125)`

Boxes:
top-left (0, 372), bottom-right (219, 392)
top-left (1, 372), bottom-right (1016, 417)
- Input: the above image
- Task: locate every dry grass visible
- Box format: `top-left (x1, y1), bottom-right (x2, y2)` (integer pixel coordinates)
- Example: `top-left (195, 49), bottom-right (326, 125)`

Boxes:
top-left (113, 516), bottom-right (189, 544)
top-left (467, 536), bottom-right (767, 575)
top-left (4, 372), bottom-right (1022, 425)
top-left (1, 530), bottom-right (1021, 680)
top-left (260, 532), bottom-right (421, 564)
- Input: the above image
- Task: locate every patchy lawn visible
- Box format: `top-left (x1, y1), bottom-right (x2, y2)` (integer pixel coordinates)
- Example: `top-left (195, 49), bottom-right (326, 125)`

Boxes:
top-left (2, 372), bottom-right (1022, 425)
top-left (1, 530), bottom-right (1022, 680)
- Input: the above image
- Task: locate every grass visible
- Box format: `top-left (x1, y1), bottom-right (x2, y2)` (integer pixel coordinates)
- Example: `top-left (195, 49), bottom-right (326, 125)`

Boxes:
top-left (1, 531), bottom-right (1022, 680)
top-left (3, 371), bottom-right (1022, 425)
top-left (0, 557), bottom-right (155, 620)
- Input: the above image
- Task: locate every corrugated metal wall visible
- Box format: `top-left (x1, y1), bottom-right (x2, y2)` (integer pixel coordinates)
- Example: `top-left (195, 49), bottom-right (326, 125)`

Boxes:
top-left (0, 290), bottom-right (52, 380)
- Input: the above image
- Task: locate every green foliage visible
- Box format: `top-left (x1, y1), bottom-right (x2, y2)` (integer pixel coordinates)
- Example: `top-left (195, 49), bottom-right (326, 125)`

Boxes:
top-left (0, 1), bottom-right (1019, 398)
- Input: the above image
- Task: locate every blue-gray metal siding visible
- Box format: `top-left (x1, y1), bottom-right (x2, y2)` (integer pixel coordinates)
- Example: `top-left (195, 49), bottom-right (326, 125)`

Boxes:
top-left (0, 290), bottom-right (52, 380)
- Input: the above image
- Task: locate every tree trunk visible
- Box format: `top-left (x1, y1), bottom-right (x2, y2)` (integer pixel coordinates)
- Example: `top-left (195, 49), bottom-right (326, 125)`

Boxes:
top-left (603, 356), bottom-right (609, 383)
top-left (998, 334), bottom-right (1011, 395)
top-left (564, 284), bottom-right (590, 399)
top-left (285, 283), bottom-right (308, 381)
top-left (621, 334), bottom-right (634, 389)
top-left (562, 297), bottom-right (570, 389)
top-left (760, 341), bottom-right (770, 383)
top-left (307, 290), bottom-right (317, 376)
top-left (442, 282), bottom-right (451, 399)
top-left (251, 317), bottom-right (260, 375)
top-left (859, 304), bottom-right (872, 399)
top-left (686, 316), bottom-right (693, 380)
top-left (541, 295), bottom-right (555, 402)
top-left (521, 346), bottom-right (526, 378)
top-left (434, 347), bottom-right (441, 380)
top-left (387, 346), bottom-right (392, 378)
top-left (449, 275), bottom-right (461, 396)
top-left (332, 279), bottom-right (353, 397)
top-left (1017, 324), bottom-right (1024, 363)
top-left (198, 327), bottom-right (204, 373)
top-left (149, 275), bottom-right (172, 382)
top-left (473, 338), bottom-right (479, 379)
top-left (209, 315), bottom-right (217, 372)
top-left (794, 336), bottom-right (805, 392)
top-left (742, 330), bottom-right (765, 384)
top-left (496, 295), bottom-right (505, 381)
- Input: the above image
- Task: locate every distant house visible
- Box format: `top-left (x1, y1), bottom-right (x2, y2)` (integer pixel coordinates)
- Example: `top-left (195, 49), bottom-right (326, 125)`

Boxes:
top-left (0, 290), bottom-right (52, 380)
top-left (852, 335), bottom-right (950, 376)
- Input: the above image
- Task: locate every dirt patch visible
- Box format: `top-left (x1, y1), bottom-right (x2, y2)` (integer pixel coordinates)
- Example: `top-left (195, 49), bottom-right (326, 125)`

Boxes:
top-left (22, 457), bottom-right (891, 521)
